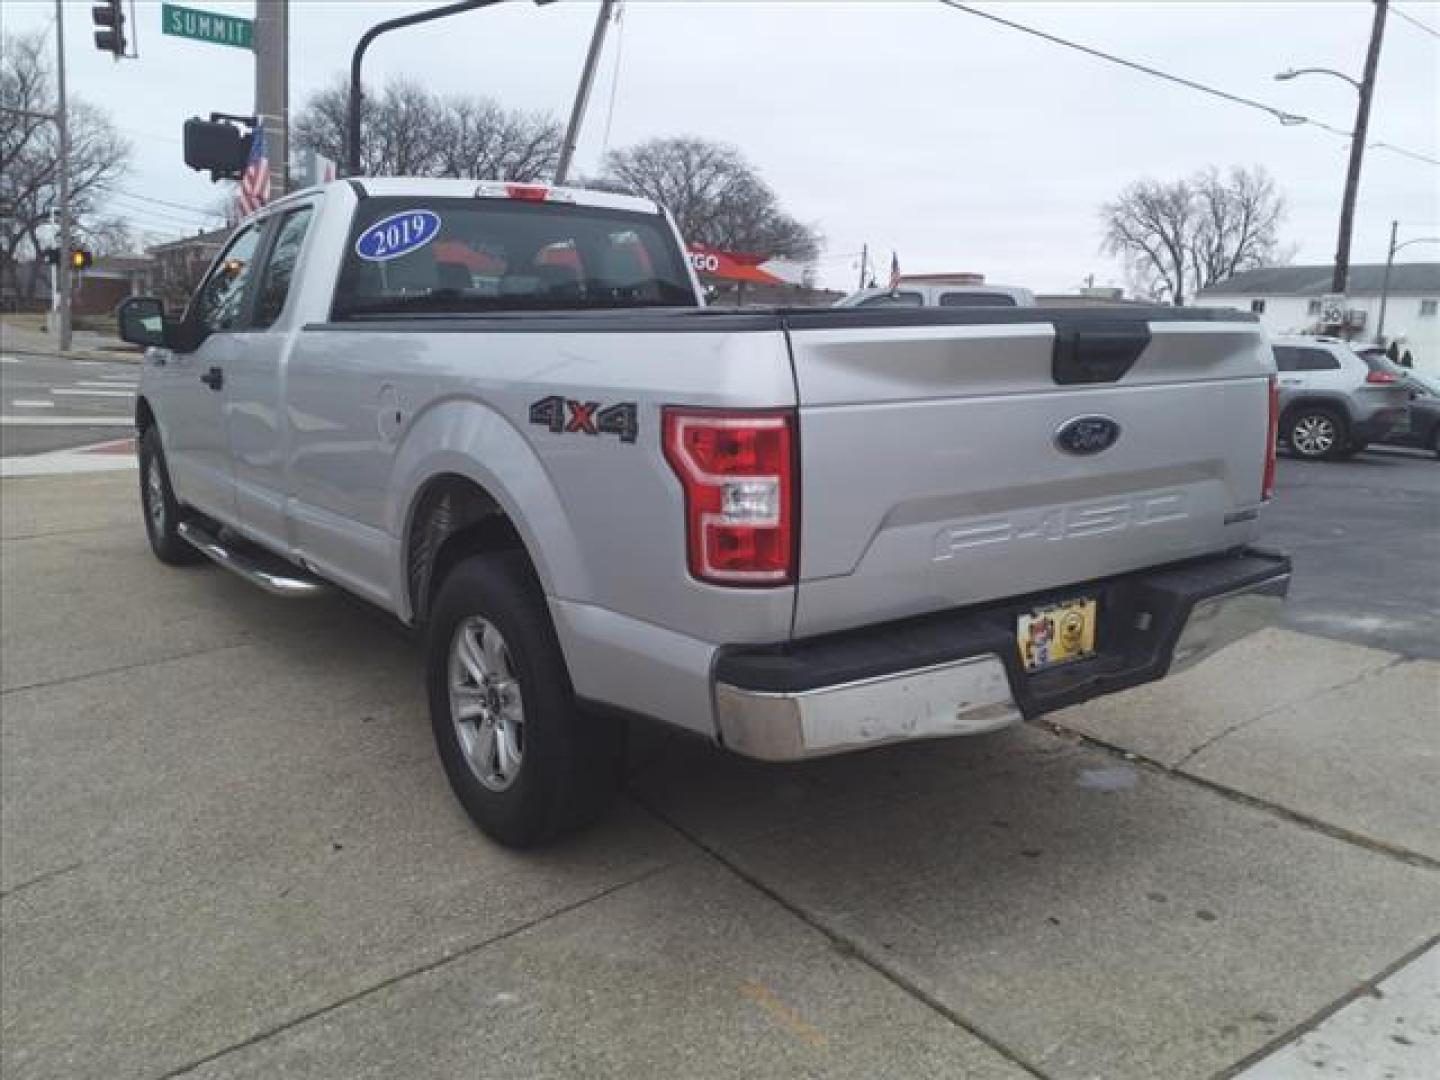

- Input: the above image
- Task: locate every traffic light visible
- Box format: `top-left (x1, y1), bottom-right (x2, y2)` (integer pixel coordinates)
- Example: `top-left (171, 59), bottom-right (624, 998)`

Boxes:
top-left (92, 0), bottom-right (126, 58)
top-left (184, 118), bottom-right (252, 182)
top-left (43, 247), bottom-right (60, 266)
top-left (71, 249), bottom-right (94, 270)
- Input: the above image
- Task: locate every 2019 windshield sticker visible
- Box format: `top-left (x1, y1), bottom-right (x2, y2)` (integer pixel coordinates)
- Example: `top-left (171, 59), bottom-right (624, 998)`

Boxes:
top-left (355, 210), bottom-right (441, 262)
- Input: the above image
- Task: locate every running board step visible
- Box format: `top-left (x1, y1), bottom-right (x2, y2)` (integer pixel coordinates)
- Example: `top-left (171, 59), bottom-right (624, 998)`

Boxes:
top-left (177, 520), bottom-right (328, 598)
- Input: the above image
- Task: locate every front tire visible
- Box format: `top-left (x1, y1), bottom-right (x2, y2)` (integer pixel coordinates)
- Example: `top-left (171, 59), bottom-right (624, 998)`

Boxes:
top-left (138, 427), bottom-right (202, 565)
top-left (1287, 408), bottom-right (1348, 461)
top-left (426, 550), bottom-right (621, 847)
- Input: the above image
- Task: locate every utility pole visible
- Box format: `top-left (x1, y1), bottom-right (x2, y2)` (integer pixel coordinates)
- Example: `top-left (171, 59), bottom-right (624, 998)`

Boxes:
top-left (857, 244), bottom-right (869, 292)
top-left (54, 0), bottom-right (72, 352)
top-left (1332, 0), bottom-right (1388, 294)
top-left (1375, 223), bottom-right (1440, 344)
top-left (1375, 219), bottom-right (1398, 343)
top-left (554, 0), bottom-right (615, 186)
top-left (254, 0), bottom-right (289, 197)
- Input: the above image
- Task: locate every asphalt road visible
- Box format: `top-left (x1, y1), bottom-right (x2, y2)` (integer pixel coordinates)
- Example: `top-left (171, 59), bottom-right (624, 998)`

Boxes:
top-left (1264, 447), bottom-right (1440, 658)
top-left (0, 350), bottom-right (138, 457)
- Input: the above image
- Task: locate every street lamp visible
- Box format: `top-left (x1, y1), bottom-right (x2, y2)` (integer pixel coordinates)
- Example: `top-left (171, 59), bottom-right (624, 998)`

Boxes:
top-left (346, 0), bottom-right (559, 176)
top-left (1273, 0), bottom-right (1390, 299)
top-left (1273, 67), bottom-right (1363, 93)
top-left (1375, 222), bottom-right (1440, 344)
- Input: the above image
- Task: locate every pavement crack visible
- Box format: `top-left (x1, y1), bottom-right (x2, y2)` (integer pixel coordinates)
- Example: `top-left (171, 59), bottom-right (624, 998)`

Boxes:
top-left (0, 860), bottom-right (84, 899)
top-left (1, 641), bottom-right (256, 696)
top-left (1170, 655), bottom-right (1408, 771)
top-left (2, 524), bottom-right (136, 542)
top-left (1043, 722), bottom-right (1440, 872)
top-left (1212, 932), bottom-right (1440, 1080)
top-left (628, 789), bottom-right (1055, 1080)
top-left (153, 859), bottom-right (677, 1080)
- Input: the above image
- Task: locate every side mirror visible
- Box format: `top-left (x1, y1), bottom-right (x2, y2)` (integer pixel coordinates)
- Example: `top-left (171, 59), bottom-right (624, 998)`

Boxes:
top-left (117, 296), bottom-right (168, 348)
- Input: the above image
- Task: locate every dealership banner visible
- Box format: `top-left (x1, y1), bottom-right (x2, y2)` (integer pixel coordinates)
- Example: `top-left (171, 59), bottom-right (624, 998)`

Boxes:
top-left (686, 244), bottom-right (806, 286)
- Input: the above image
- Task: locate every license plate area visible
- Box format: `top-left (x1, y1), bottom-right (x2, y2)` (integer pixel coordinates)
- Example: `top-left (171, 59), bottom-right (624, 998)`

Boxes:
top-left (1017, 597), bottom-right (1098, 672)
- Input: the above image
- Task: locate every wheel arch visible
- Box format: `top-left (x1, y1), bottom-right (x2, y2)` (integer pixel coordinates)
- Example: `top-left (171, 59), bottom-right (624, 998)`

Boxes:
top-left (402, 472), bottom-right (539, 627)
top-left (1280, 394), bottom-right (1352, 434)
top-left (387, 398), bottom-right (590, 625)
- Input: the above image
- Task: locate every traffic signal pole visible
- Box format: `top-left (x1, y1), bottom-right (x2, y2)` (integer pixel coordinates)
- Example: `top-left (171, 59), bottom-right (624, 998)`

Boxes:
top-left (254, 0), bottom-right (289, 196)
top-left (54, 0), bottom-right (73, 352)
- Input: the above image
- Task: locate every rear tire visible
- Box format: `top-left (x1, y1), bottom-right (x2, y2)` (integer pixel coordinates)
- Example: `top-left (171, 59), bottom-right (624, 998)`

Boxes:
top-left (138, 427), bottom-right (202, 565)
top-left (1286, 408), bottom-right (1348, 461)
top-left (426, 549), bottom-right (621, 847)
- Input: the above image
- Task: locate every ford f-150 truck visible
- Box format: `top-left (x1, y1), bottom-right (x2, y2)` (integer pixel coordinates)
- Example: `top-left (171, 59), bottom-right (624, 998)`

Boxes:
top-left (117, 178), bottom-right (1290, 847)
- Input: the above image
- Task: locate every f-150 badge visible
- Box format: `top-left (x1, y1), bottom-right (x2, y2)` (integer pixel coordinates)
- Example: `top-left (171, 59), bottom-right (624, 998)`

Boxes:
top-left (529, 396), bottom-right (638, 444)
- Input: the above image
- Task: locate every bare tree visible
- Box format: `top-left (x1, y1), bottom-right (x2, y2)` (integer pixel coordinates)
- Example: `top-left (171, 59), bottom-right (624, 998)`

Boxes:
top-left (292, 76), bottom-right (560, 181)
top-left (593, 137), bottom-right (820, 264)
top-left (1, 30), bottom-right (132, 297)
top-left (1101, 166), bottom-right (1286, 305)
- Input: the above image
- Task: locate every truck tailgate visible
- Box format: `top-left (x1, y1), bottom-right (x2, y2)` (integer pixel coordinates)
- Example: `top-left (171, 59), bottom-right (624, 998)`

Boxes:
top-left (785, 308), bottom-right (1272, 637)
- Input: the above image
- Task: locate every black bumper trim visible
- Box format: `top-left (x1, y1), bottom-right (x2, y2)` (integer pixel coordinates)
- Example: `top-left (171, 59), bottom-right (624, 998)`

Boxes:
top-left (715, 547), bottom-right (1292, 719)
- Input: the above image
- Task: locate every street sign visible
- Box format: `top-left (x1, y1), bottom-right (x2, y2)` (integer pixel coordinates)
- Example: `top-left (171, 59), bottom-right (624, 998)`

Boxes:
top-left (162, 3), bottom-right (252, 50)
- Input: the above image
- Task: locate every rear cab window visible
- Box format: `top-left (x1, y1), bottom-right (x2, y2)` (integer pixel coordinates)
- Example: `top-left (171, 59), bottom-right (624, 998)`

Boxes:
top-left (254, 206), bottom-right (315, 328)
top-left (331, 197), bottom-right (695, 319)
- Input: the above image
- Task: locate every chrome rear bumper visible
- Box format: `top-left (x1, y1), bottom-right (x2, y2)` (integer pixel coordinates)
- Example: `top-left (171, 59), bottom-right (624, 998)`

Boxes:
top-left (716, 655), bottom-right (1020, 762)
top-left (714, 550), bottom-right (1290, 763)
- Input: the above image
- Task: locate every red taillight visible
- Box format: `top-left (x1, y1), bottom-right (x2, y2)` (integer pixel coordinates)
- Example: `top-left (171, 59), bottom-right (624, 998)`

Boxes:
top-left (1365, 369), bottom-right (1399, 384)
top-left (662, 408), bottom-right (796, 585)
top-left (1263, 374), bottom-right (1279, 501)
top-left (505, 183), bottom-right (549, 202)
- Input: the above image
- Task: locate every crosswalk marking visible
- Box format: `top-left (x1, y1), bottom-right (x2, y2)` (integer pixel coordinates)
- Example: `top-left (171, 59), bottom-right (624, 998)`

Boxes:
top-left (52, 388), bottom-right (136, 399)
top-left (76, 380), bottom-right (138, 389)
top-left (12, 400), bottom-right (55, 409)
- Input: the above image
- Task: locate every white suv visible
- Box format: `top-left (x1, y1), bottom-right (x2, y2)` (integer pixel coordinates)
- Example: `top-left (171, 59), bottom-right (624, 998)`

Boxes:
top-left (1272, 336), bottom-right (1410, 460)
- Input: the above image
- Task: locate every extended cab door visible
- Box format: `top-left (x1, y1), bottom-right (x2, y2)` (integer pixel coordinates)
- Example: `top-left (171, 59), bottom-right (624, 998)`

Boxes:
top-left (225, 203), bottom-right (316, 552)
top-left (162, 221), bottom-right (265, 522)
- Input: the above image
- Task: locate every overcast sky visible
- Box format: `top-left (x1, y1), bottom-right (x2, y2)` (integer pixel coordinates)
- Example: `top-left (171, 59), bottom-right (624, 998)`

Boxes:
top-left (9, 0), bottom-right (1439, 291)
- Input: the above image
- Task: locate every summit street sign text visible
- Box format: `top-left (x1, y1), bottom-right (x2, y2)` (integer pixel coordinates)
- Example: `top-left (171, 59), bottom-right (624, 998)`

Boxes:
top-left (162, 4), bottom-right (253, 50)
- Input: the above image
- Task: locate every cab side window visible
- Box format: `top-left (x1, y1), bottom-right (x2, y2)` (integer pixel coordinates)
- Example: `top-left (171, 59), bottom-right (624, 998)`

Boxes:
top-left (1273, 346), bottom-right (1339, 372)
top-left (858, 291), bottom-right (924, 308)
top-left (253, 207), bottom-right (314, 329)
top-left (194, 225), bottom-right (262, 334)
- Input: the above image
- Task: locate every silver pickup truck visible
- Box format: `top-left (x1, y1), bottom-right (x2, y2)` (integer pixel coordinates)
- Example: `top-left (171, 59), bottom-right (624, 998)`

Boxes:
top-left (118, 178), bottom-right (1290, 846)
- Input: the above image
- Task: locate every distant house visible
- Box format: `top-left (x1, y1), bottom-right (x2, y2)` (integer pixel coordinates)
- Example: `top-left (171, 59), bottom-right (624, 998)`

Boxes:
top-left (3, 253), bottom-right (157, 317)
top-left (146, 228), bottom-right (229, 308)
top-left (1194, 262), bottom-right (1439, 372)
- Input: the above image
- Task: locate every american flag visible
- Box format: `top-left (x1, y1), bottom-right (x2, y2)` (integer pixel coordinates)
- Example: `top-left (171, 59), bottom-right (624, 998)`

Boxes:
top-left (236, 125), bottom-right (270, 217)
top-left (888, 251), bottom-right (900, 291)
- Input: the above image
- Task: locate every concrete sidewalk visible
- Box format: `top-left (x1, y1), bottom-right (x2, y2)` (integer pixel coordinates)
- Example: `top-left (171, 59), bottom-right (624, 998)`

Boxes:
top-left (2, 473), bottom-right (1436, 1080)
top-left (1, 318), bottom-right (140, 364)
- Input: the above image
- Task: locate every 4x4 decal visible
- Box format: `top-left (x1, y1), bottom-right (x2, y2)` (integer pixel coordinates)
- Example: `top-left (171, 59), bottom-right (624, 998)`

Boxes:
top-left (529, 395), bottom-right (638, 444)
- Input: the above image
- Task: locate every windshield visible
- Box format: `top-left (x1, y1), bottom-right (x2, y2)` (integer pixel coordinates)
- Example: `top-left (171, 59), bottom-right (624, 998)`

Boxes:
top-left (332, 197), bottom-right (695, 319)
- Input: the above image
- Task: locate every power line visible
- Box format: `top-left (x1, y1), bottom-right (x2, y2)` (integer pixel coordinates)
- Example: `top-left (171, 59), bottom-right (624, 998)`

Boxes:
top-left (935, 0), bottom-right (1435, 165)
top-left (96, 184), bottom-right (221, 218)
top-left (936, 1), bottom-right (1333, 131)
top-left (1392, 5), bottom-right (1440, 40)
top-left (1371, 142), bottom-right (1440, 167)
top-left (599, 1), bottom-right (626, 159)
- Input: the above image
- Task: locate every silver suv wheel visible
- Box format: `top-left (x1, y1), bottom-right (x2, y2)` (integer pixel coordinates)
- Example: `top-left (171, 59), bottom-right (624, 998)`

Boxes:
top-left (1291, 414), bottom-right (1338, 458)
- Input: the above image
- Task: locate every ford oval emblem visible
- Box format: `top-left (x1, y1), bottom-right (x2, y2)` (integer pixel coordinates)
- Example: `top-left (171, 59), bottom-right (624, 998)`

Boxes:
top-left (1054, 415), bottom-right (1121, 456)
